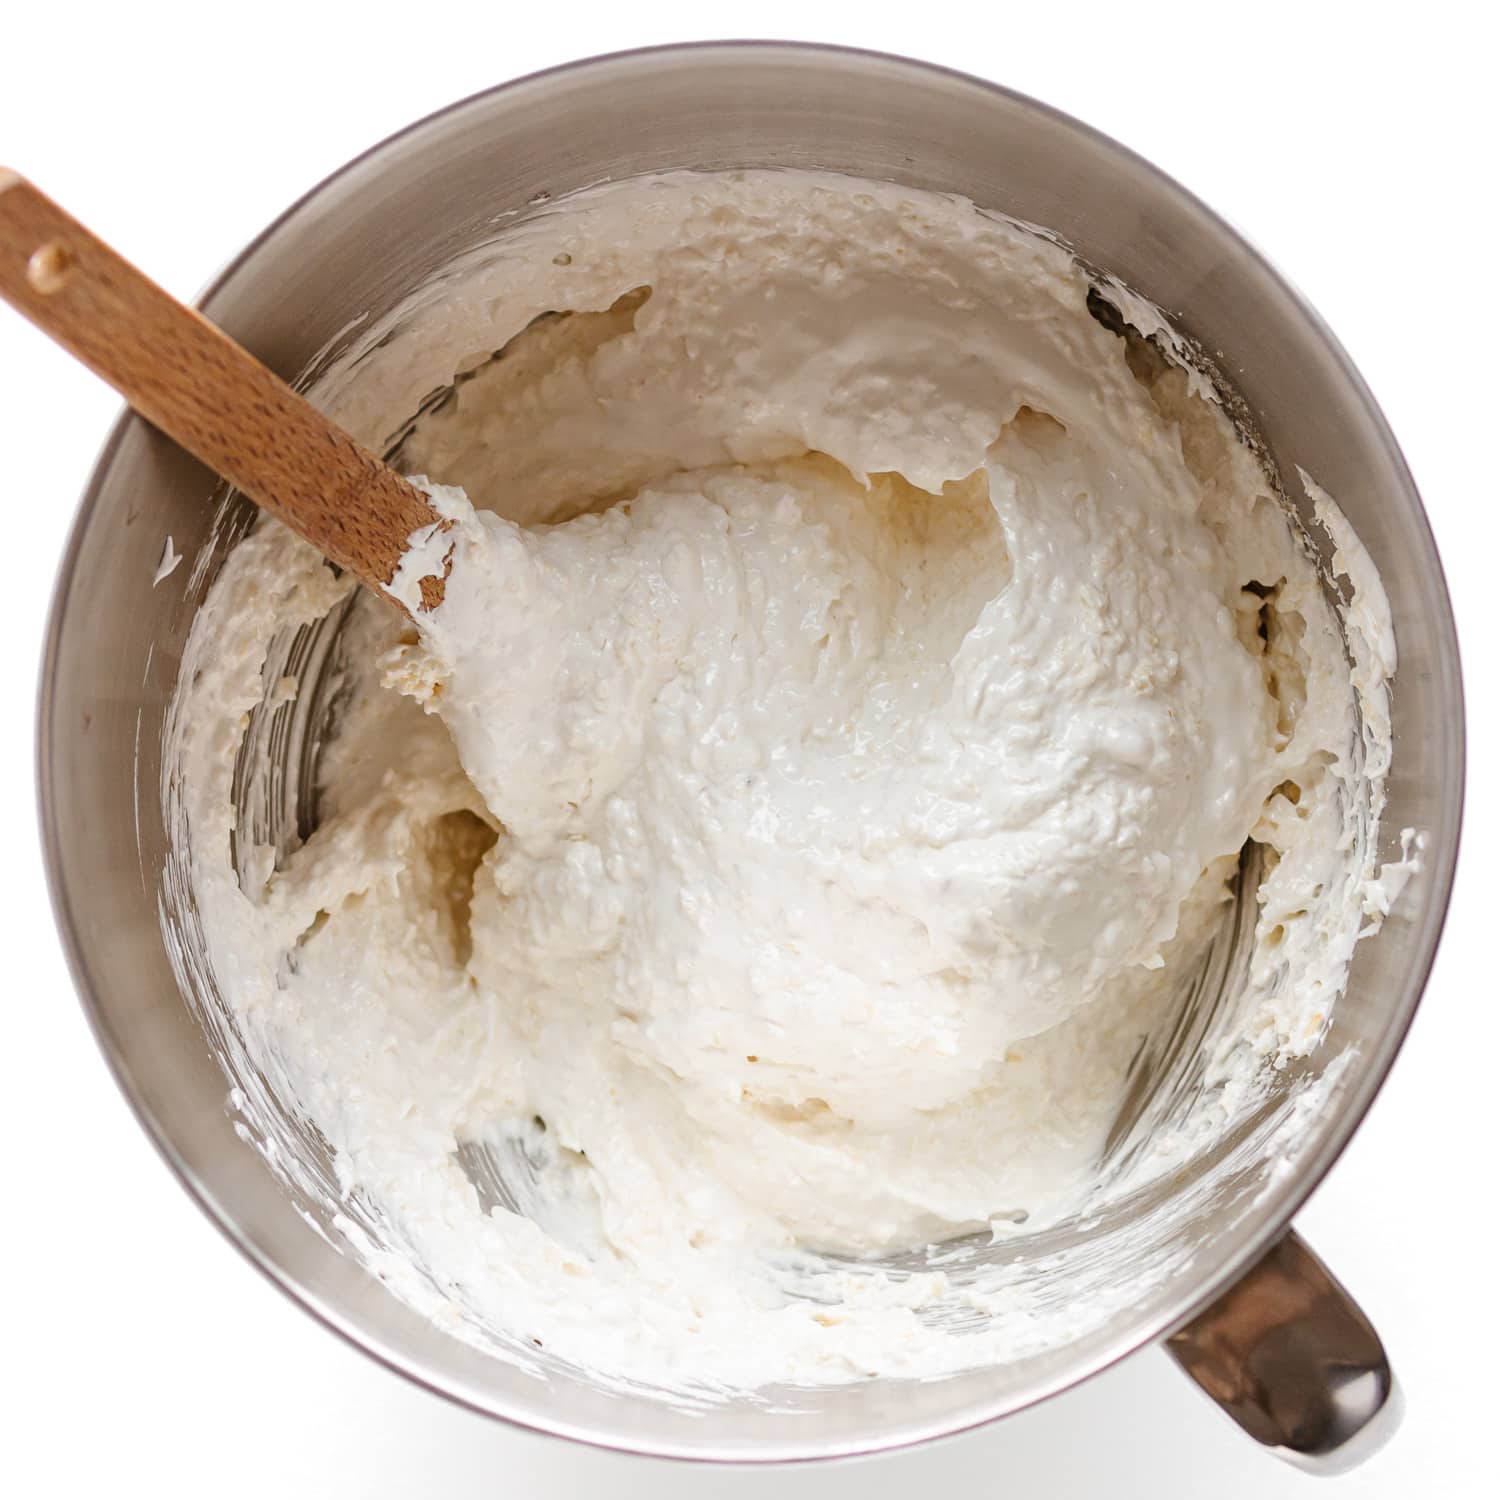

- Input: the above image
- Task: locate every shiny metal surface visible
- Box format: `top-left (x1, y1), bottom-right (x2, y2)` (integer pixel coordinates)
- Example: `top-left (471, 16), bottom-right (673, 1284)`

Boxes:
top-left (1168, 1229), bottom-right (1401, 1473)
top-left (37, 42), bottom-right (1463, 1466)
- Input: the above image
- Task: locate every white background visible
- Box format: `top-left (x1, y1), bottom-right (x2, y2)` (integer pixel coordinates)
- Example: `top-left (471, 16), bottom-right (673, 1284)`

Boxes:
top-left (1, 2), bottom-right (1493, 1494)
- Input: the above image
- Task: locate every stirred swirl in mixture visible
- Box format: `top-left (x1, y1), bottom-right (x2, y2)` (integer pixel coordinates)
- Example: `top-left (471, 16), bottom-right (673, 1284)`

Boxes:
top-left (170, 171), bottom-right (1382, 1388)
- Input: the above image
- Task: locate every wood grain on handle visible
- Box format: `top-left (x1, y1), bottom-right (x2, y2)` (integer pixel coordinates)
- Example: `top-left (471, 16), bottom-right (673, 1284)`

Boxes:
top-left (0, 170), bottom-right (447, 609)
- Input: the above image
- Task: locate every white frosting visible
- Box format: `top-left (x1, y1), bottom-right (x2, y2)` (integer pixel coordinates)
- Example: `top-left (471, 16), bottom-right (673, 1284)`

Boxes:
top-left (152, 534), bottom-right (181, 586)
top-left (163, 171), bottom-right (1402, 1391)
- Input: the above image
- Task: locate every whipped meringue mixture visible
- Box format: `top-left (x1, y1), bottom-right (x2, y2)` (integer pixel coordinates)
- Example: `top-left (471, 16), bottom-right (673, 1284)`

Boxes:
top-left (163, 171), bottom-right (1400, 1391)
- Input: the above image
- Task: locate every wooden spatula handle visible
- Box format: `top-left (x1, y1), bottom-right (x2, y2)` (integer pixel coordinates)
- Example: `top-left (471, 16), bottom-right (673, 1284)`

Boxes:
top-left (0, 169), bottom-right (445, 606)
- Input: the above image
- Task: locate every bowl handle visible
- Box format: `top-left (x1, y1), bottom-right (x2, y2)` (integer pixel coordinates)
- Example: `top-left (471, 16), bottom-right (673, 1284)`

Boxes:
top-left (1164, 1227), bottom-right (1402, 1473)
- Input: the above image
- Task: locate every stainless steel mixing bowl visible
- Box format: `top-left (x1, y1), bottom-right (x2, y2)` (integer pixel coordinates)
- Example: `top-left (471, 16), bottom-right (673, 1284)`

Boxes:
top-left (37, 41), bottom-right (1463, 1472)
